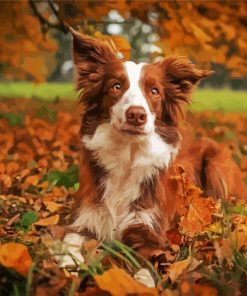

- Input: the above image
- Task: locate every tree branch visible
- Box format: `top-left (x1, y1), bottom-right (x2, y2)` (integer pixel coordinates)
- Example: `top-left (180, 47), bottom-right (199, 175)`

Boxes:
top-left (28, 0), bottom-right (68, 34)
top-left (47, 0), bottom-right (68, 33)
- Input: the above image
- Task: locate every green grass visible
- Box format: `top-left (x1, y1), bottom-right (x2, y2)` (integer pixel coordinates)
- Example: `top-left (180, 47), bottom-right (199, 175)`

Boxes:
top-left (0, 82), bottom-right (246, 112)
top-left (192, 88), bottom-right (247, 112)
top-left (0, 82), bottom-right (75, 100)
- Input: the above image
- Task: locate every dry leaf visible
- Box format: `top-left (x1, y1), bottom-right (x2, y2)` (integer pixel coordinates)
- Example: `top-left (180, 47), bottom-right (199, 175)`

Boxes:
top-left (94, 266), bottom-right (158, 296)
top-left (191, 284), bottom-right (218, 296)
top-left (166, 228), bottom-right (182, 245)
top-left (168, 256), bottom-right (192, 283)
top-left (0, 243), bottom-right (32, 276)
top-left (180, 194), bottom-right (215, 237)
top-left (22, 174), bottom-right (39, 190)
top-left (35, 214), bottom-right (59, 226)
top-left (48, 225), bottom-right (65, 240)
top-left (43, 201), bottom-right (62, 213)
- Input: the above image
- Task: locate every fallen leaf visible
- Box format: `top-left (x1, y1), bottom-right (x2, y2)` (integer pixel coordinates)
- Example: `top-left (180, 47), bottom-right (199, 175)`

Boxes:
top-left (22, 174), bottom-right (39, 190)
top-left (35, 214), bottom-right (59, 226)
top-left (48, 225), bottom-right (65, 240)
top-left (20, 211), bottom-right (39, 228)
top-left (180, 194), bottom-right (215, 237)
top-left (166, 228), bottom-right (182, 245)
top-left (43, 201), bottom-right (62, 212)
top-left (191, 284), bottom-right (218, 296)
top-left (0, 243), bottom-right (32, 276)
top-left (94, 266), bottom-right (158, 296)
top-left (168, 256), bottom-right (192, 283)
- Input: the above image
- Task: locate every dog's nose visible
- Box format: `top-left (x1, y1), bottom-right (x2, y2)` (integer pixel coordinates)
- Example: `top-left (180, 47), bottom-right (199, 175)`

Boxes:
top-left (125, 106), bottom-right (147, 126)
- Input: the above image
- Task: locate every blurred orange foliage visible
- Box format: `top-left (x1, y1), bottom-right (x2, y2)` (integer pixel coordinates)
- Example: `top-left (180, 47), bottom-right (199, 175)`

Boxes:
top-left (0, 0), bottom-right (247, 81)
top-left (0, 242), bottom-right (32, 276)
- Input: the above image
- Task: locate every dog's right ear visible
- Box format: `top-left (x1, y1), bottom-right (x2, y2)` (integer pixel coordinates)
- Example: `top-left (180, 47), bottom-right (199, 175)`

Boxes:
top-left (70, 28), bottom-right (118, 92)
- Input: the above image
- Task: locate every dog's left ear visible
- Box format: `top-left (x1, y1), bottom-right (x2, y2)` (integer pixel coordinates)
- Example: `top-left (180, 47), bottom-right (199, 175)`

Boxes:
top-left (70, 28), bottom-right (118, 93)
top-left (157, 56), bottom-right (213, 125)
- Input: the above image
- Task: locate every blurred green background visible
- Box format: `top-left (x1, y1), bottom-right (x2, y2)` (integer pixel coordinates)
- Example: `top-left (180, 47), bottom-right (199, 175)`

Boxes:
top-left (0, 1), bottom-right (246, 111)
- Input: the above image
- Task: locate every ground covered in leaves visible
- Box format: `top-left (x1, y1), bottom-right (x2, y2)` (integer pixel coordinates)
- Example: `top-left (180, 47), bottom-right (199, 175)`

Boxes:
top-left (0, 98), bottom-right (246, 296)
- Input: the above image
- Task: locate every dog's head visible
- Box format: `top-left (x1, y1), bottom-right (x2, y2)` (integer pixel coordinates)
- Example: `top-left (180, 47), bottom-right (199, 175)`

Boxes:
top-left (71, 29), bottom-right (212, 140)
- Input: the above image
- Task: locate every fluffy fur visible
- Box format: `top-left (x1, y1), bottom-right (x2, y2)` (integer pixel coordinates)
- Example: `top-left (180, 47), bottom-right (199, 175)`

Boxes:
top-left (65, 29), bottom-right (246, 258)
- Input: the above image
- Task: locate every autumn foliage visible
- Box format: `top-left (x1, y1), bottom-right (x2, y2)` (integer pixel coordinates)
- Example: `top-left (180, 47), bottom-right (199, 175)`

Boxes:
top-left (1, 0), bottom-right (247, 81)
top-left (0, 0), bottom-right (247, 294)
top-left (0, 98), bottom-right (246, 295)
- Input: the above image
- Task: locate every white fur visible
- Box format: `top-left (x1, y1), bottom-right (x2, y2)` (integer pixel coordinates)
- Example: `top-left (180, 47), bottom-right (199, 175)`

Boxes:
top-left (55, 233), bottom-right (84, 268)
top-left (71, 61), bottom-right (178, 242)
top-left (111, 61), bottom-right (155, 134)
top-left (72, 123), bottom-right (177, 241)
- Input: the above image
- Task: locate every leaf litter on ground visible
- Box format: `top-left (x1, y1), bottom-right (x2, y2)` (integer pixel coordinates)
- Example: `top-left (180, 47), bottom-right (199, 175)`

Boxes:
top-left (0, 99), bottom-right (246, 295)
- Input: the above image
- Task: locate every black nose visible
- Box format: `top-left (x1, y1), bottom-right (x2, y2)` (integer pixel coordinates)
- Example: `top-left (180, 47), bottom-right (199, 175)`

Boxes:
top-left (125, 106), bottom-right (147, 126)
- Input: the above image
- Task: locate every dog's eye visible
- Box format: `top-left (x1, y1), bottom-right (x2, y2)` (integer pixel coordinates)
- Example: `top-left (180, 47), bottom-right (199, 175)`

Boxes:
top-left (112, 82), bottom-right (121, 91)
top-left (151, 87), bottom-right (159, 96)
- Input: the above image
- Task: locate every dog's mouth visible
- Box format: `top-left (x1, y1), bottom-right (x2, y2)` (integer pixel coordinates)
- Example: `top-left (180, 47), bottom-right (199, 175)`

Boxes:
top-left (112, 123), bottom-right (149, 136)
top-left (121, 129), bottom-right (146, 135)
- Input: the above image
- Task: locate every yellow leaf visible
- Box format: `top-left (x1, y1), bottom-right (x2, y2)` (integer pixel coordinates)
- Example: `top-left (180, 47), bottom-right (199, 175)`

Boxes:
top-left (0, 243), bottom-right (32, 276)
top-left (168, 257), bottom-right (191, 283)
top-left (35, 214), bottom-right (59, 226)
top-left (94, 266), bottom-right (158, 296)
top-left (43, 201), bottom-right (62, 213)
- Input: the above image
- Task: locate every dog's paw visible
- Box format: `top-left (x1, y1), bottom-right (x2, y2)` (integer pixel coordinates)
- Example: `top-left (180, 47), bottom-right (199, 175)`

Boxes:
top-left (134, 268), bottom-right (155, 288)
top-left (52, 233), bottom-right (85, 268)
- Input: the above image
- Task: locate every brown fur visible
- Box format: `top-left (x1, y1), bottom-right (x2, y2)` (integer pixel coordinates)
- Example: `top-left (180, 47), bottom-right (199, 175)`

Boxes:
top-left (70, 29), bottom-right (246, 258)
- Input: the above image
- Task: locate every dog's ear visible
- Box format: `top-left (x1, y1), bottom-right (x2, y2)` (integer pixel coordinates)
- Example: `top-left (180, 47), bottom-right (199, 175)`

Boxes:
top-left (157, 56), bottom-right (213, 125)
top-left (70, 28), bottom-right (118, 93)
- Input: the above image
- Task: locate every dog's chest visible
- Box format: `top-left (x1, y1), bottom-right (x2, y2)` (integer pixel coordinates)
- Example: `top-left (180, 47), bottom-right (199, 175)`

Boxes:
top-left (74, 124), bottom-right (176, 240)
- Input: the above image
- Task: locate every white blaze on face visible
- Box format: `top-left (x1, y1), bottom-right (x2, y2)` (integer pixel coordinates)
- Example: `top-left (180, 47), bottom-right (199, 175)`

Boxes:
top-left (111, 61), bottom-right (155, 134)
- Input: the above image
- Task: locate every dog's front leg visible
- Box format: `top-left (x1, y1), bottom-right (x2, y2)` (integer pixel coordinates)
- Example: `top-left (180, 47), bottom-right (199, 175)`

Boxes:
top-left (121, 223), bottom-right (162, 260)
top-left (55, 233), bottom-right (85, 268)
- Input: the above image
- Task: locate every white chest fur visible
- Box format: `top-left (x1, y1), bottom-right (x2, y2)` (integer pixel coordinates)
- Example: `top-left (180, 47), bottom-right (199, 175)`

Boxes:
top-left (71, 124), bottom-right (177, 241)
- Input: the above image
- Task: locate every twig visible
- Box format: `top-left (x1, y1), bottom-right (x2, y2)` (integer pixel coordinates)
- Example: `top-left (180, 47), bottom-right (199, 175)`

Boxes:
top-left (47, 0), bottom-right (68, 33)
top-left (28, 0), bottom-right (68, 34)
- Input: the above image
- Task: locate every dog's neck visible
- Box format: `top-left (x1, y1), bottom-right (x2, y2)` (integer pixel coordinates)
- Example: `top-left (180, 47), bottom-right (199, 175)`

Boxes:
top-left (82, 123), bottom-right (178, 173)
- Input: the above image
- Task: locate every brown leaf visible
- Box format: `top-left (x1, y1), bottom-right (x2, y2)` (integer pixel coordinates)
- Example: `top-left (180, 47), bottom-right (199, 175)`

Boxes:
top-left (191, 284), bottom-right (218, 296)
top-left (168, 256), bottom-right (192, 283)
top-left (166, 228), bottom-right (182, 245)
top-left (35, 214), bottom-right (59, 226)
top-left (48, 225), bottom-right (65, 240)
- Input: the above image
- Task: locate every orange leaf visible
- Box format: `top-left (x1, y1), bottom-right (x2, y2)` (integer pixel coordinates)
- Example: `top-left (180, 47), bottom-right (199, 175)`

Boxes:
top-left (166, 228), bottom-right (182, 245)
top-left (22, 174), bottom-right (39, 190)
top-left (111, 35), bottom-right (131, 60)
top-left (43, 201), bottom-right (62, 213)
top-left (0, 163), bottom-right (5, 174)
top-left (35, 214), bottom-right (59, 226)
top-left (0, 243), bottom-right (32, 276)
top-left (94, 266), bottom-right (158, 296)
top-left (192, 284), bottom-right (218, 296)
top-left (6, 161), bottom-right (20, 175)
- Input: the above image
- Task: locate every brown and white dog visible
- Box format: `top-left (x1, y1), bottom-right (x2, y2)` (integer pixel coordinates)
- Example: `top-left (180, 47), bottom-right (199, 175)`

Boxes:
top-left (62, 29), bottom-right (246, 261)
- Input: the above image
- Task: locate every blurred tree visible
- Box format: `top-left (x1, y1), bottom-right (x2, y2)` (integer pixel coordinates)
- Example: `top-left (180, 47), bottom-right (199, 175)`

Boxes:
top-left (0, 0), bottom-right (57, 82)
top-left (0, 0), bottom-right (246, 84)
